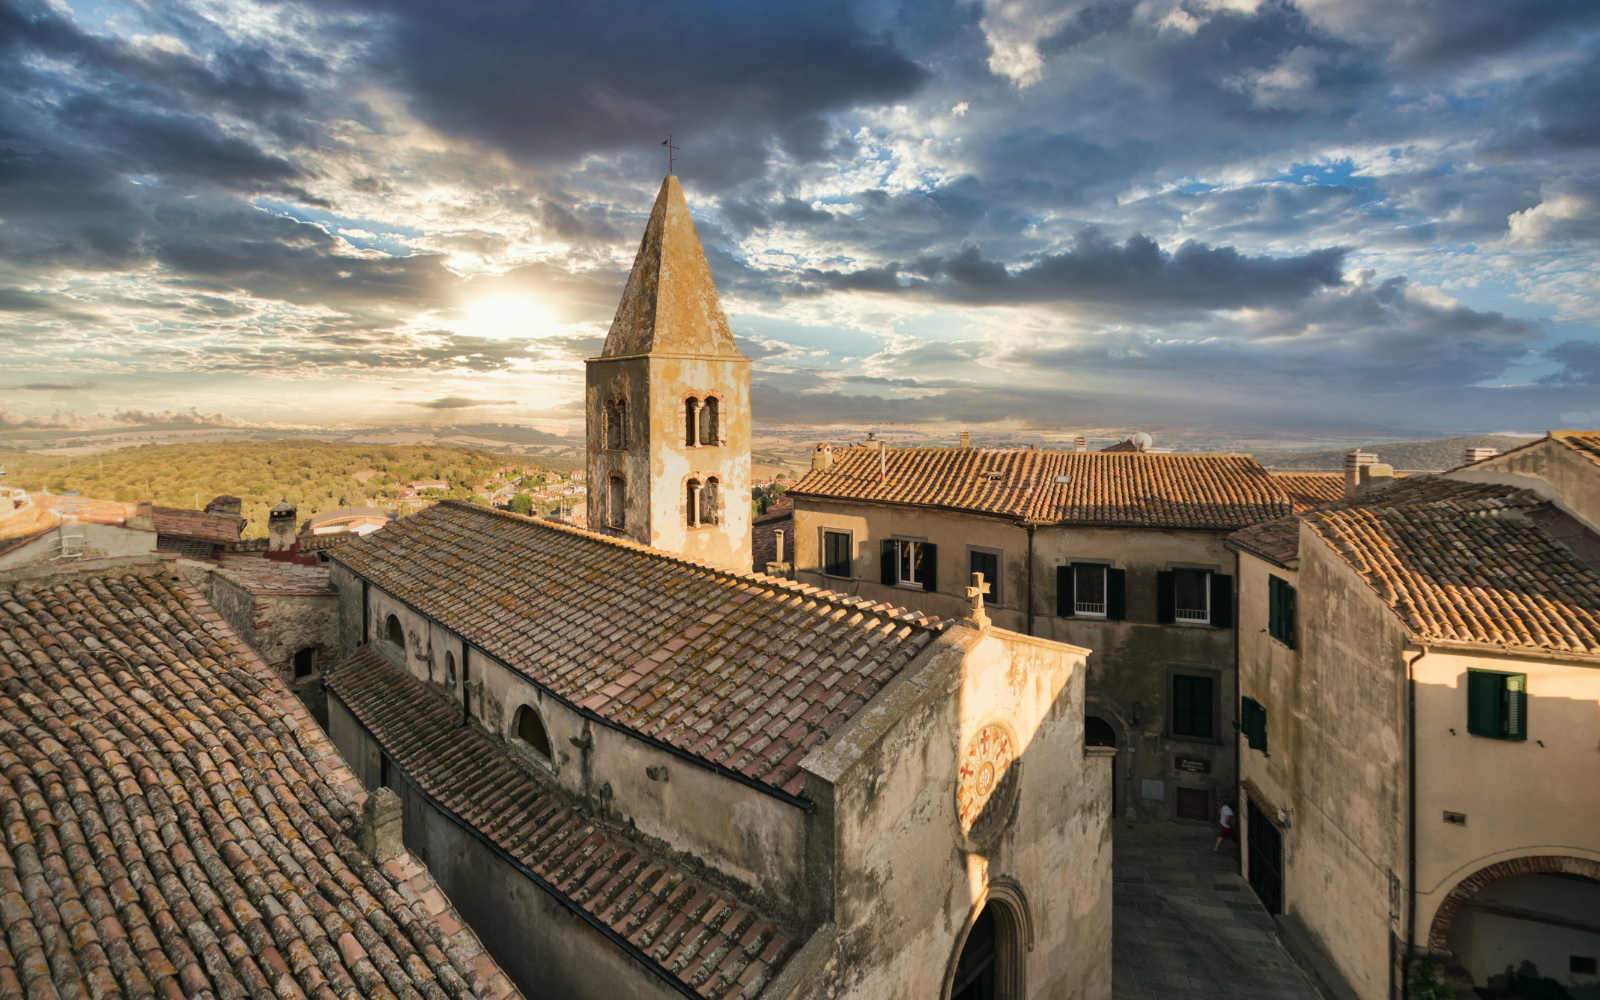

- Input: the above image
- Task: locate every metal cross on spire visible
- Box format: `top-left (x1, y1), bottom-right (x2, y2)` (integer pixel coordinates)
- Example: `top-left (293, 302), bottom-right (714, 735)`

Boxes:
top-left (662, 135), bottom-right (679, 174)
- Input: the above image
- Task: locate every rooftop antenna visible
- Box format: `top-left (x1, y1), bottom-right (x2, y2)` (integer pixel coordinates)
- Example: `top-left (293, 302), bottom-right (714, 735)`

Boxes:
top-left (661, 135), bottom-right (679, 175)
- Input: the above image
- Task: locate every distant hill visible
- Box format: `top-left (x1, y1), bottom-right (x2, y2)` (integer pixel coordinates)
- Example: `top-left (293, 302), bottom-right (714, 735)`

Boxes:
top-left (1249, 434), bottom-right (1538, 472)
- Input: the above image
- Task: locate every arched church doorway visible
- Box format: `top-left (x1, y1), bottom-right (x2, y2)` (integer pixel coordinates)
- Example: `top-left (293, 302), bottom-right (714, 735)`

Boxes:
top-left (946, 884), bottom-right (1031, 1000)
top-left (1432, 857), bottom-right (1600, 995)
top-left (952, 906), bottom-right (997, 1000)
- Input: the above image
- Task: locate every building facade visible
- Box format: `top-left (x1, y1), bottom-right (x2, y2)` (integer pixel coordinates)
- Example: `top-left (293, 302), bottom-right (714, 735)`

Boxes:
top-left (1229, 432), bottom-right (1600, 1000)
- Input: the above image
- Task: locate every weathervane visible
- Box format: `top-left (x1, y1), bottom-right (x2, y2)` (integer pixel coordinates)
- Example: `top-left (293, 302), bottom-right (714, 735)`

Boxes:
top-left (662, 134), bottom-right (679, 174)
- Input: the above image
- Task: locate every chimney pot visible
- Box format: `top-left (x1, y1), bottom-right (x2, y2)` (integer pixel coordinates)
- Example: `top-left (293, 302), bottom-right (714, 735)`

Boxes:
top-left (1344, 450), bottom-right (1378, 497)
top-left (811, 443), bottom-right (834, 470)
top-left (359, 787), bottom-right (403, 860)
top-left (959, 430), bottom-right (971, 450)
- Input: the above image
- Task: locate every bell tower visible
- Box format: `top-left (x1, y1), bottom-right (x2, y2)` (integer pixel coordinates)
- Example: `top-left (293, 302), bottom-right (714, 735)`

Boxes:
top-left (585, 175), bottom-right (752, 571)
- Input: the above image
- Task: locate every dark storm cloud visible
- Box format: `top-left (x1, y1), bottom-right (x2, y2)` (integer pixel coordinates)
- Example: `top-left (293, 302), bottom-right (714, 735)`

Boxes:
top-left (1540, 341), bottom-right (1600, 385)
top-left (795, 229), bottom-right (1347, 311)
top-left (340, 0), bottom-right (929, 185)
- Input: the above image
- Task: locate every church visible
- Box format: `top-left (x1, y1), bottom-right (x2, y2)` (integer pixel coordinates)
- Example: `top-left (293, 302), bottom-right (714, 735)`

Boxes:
top-left (321, 175), bottom-right (1113, 1000)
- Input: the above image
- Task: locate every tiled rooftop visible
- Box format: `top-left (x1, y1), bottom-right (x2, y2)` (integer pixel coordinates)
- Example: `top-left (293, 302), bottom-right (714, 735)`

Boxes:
top-left (331, 502), bottom-right (941, 798)
top-left (1267, 472), bottom-right (1345, 511)
top-left (328, 649), bottom-right (794, 1000)
top-left (0, 569), bottom-right (521, 1000)
top-left (1237, 477), bottom-right (1600, 654)
top-left (214, 556), bottom-right (334, 595)
top-left (1551, 430), bottom-right (1600, 468)
top-left (29, 495), bottom-right (138, 526)
top-left (1226, 516), bottom-right (1303, 568)
top-left (152, 506), bottom-right (244, 545)
top-left (788, 447), bottom-right (1293, 530)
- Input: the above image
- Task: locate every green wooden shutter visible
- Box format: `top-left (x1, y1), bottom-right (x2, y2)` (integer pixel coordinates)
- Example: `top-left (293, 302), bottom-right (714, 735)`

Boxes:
top-left (1056, 565), bottom-right (1074, 617)
top-left (1269, 576), bottom-right (1281, 639)
top-left (1210, 574), bottom-right (1234, 628)
top-left (1106, 568), bottom-right (1126, 621)
top-left (1283, 583), bottom-right (1296, 648)
top-left (1242, 696), bottom-right (1268, 753)
top-left (881, 539), bottom-right (896, 585)
top-left (1467, 670), bottom-right (1500, 737)
top-left (921, 543), bottom-right (937, 592)
top-left (1504, 674), bottom-right (1527, 741)
top-left (1156, 571), bottom-right (1176, 624)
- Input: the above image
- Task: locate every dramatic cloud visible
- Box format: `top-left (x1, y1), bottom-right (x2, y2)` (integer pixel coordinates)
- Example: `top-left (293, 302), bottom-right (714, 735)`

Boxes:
top-left (110, 407), bottom-right (246, 426)
top-left (0, 0), bottom-right (1595, 433)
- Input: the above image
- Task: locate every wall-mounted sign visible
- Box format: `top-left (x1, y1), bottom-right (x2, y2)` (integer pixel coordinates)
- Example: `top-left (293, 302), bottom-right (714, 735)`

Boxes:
top-left (1175, 756), bottom-right (1211, 774)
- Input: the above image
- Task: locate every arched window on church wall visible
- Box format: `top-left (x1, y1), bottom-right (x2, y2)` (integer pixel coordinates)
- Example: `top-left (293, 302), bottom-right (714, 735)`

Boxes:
top-left (684, 397), bottom-right (699, 446)
top-left (686, 478), bottom-right (701, 527)
top-left (608, 476), bottom-right (626, 528)
top-left (515, 705), bottom-right (552, 759)
top-left (606, 400), bottom-right (627, 450)
top-left (385, 614), bottom-right (404, 650)
top-left (700, 396), bottom-right (719, 446)
top-left (701, 477), bottom-right (719, 526)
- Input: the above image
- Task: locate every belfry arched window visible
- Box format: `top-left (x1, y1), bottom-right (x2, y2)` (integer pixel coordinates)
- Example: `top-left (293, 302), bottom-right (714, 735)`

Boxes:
top-left (700, 477), bottom-right (720, 526)
top-left (608, 476), bottom-right (626, 528)
top-left (385, 614), bottom-right (404, 650)
top-left (684, 397), bottom-right (700, 446)
top-left (686, 478), bottom-right (702, 527)
top-left (700, 396), bottom-right (720, 446)
top-left (606, 400), bottom-right (627, 450)
top-left (515, 705), bottom-right (552, 759)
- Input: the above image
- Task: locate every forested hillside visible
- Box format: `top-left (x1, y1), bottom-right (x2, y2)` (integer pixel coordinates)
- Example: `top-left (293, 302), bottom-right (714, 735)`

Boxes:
top-left (0, 440), bottom-right (559, 538)
top-left (1250, 434), bottom-right (1537, 471)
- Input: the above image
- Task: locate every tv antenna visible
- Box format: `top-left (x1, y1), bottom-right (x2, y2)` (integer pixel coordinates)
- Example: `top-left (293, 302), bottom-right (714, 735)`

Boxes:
top-left (662, 135), bottom-right (679, 174)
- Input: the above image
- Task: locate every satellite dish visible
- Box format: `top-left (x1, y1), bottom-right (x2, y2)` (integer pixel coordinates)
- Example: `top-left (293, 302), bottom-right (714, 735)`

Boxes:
top-left (1132, 432), bottom-right (1154, 452)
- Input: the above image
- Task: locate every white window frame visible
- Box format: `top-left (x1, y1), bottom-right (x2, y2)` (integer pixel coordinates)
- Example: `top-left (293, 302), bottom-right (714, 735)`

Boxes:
top-left (822, 529), bottom-right (854, 579)
top-left (1174, 569), bottom-right (1211, 624)
top-left (895, 538), bottom-right (927, 589)
top-left (1074, 563), bottom-right (1108, 618)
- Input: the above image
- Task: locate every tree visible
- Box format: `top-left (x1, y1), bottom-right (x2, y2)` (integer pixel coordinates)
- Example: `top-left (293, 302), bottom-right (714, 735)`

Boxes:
top-left (509, 493), bottom-right (534, 515)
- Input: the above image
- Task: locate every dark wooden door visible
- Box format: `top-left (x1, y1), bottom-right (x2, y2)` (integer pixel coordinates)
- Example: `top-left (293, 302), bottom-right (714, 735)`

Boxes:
top-left (1176, 787), bottom-right (1209, 821)
top-left (1248, 798), bottom-right (1283, 915)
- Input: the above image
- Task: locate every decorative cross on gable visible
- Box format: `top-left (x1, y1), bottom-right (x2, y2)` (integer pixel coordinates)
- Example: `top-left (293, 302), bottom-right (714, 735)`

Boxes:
top-left (965, 571), bottom-right (992, 629)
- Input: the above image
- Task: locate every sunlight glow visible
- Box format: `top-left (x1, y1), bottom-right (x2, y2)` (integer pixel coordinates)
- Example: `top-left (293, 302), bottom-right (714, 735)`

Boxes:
top-left (450, 294), bottom-right (559, 341)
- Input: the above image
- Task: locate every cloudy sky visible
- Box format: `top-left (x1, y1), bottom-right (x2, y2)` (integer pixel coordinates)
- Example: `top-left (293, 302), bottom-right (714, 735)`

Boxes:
top-left (2, 0), bottom-right (1598, 435)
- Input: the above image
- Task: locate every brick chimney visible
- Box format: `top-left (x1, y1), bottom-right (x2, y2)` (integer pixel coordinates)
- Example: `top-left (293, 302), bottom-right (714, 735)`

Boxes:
top-left (959, 430), bottom-right (971, 450)
top-left (1344, 450), bottom-right (1378, 497)
top-left (1463, 447), bottom-right (1499, 466)
top-left (1074, 436), bottom-right (1087, 452)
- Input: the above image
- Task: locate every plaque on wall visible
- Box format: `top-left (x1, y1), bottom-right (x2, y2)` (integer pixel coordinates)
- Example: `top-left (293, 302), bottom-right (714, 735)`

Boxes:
top-left (1175, 756), bottom-right (1211, 774)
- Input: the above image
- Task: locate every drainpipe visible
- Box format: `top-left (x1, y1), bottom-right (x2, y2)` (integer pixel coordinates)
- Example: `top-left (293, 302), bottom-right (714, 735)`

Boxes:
top-left (1025, 523), bottom-right (1036, 637)
top-left (1403, 646), bottom-right (1428, 998)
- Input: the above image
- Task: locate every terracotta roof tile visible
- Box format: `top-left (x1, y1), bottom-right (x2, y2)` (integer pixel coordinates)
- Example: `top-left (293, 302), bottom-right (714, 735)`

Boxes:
top-left (0, 570), bottom-right (519, 1000)
top-left (330, 502), bottom-right (940, 797)
top-left (1226, 516), bottom-right (1302, 568)
top-left (151, 507), bottom-right (244, 545)
top-left (1288, 477), bottom-right (1600, 653)
top-left (1268, 472), bottom-right (1346, 511)
top-left (788, 447), bottom-right (1291, 530)
top-left (1550, 430), bottom-right (1600, 468)
top-left (212, 558), bottom-right (333, 596)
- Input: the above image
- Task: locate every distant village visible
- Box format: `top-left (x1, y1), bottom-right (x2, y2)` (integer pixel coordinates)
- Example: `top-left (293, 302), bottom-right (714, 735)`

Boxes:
top-left (0, 174), bottom-right (1594, 1000)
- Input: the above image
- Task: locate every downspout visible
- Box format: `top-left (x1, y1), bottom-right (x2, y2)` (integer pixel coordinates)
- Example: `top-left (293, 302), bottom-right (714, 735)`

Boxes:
top-left (1025, 523), bottom-right (1036, 637)
top-left (1403, 646), bottom-right (1428, 998)
top-left (1232, 563), bottom-right (1242, 876)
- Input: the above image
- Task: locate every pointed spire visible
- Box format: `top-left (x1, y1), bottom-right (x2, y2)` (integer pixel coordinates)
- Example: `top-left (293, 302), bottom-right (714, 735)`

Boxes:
top-left (603, 175), bottom-right (741, 358)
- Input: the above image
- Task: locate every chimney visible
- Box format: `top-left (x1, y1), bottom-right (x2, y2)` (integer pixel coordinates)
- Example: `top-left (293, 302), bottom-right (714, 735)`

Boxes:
top-left (206, 495), bottom-right (243, 518)
top-left (811, 443), bottom-right (834, 471)
top-left (358, 788), bottom-right (403, 860)
top-left (268, 501), bottom-right (298, 552)
top-left (1344, 450), bottom-right (1377, 497)
top-left (1074, 436), bottom-right (1087, 453)
top-left (862, 431), bottom-right (882, 452)
top-left (127, 501), bottom-right (155, 532)
top-left (1463, 447), bottom-right (1499, 466)
top-left (765, 528), bottom-right (792, 579)
top-left (959, 430), bottom-right (971, 450)
top-left (1357, 463), bottom-right (1395, 494)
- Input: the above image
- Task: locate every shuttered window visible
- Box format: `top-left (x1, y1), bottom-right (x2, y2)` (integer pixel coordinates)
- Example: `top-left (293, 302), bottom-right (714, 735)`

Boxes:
top-left (883, 539), bottom-right (937, 591)
top-left (1159, 571), bottom-right (1232, 627)
top-left (1241, 696), bottom-right (1268, 753)
top-left (823, 531), bottom-right (853, 577)
top-left (1268, 576), bottom-right (1296, 647)
top-left (1467, 670), bottom-right (1527, 741)
top-left (1171, 674), bottom-right (1215, 739)
top-left (1056, 564), bottom-right (1125, 619)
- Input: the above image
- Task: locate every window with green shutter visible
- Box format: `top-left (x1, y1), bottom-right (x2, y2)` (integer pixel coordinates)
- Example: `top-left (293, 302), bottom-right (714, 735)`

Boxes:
top-left (1171, 674), bottom-right (1215, 739)
top-left (1466, 669), bottom-right (1527, 741)
top-left (1268, 576), bottom-right (1296, 648)
top-left (1241, 696), bottom-right (1268, 753)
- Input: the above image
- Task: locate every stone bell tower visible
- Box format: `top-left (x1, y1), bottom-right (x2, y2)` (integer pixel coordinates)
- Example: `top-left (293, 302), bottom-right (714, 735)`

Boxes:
top-left (585, 175), bottom-right (751, 571)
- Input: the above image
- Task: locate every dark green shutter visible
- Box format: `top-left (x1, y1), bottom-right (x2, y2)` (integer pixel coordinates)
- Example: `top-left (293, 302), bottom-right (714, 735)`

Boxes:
top-left (1156, 571), bottom-right (1176, 624)
top-left (921, 543), bottom-right (937, 592)
top-left (1242, 696), bottom-right (1268, 753)
top-left (1467, 670), bottom-right (1500, 737)
top-left (1210, 574), bottom-right (1234, 628)
top-left (1106, 568), bottom-right (1126, 621)
top-left (1057, 565), bottom-right (1074, 617)
top-left (1282, 583), bottom-right (1296, 648)
top-left (881, 539), bottom-right (896, 585)
top-left (1504, 675), bottom-right (1527, 740)
top-left (1268, 577), bottom-right (1281, 638)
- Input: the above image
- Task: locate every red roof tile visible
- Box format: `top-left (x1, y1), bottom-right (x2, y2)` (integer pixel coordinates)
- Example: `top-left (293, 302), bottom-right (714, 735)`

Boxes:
top-left (331, 502), bottom-right (941, 797)
top-left (1268, 472), bottom-right (1345, 511)
top-left (0, 570), bottom-right (520, 1000)
top-left (1550, 430), bottom-right (1600, 468)
top-left (788, 448), bottom-right (1292, 530)
top-left (151, 506), bottom-right (244, 545)
top-left (213, 558), bottom-right (333, 595)
top-left (1226, 516), bottom-right (1302, 568)
top-left (327, 649), bottom-right (793, 1000)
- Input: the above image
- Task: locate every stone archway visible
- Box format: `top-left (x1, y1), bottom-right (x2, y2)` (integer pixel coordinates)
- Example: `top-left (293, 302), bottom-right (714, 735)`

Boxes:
top-left (943, 878), bottom-right (1034, 1000)
top-left (1429, 855), bottom-right (1600, 951)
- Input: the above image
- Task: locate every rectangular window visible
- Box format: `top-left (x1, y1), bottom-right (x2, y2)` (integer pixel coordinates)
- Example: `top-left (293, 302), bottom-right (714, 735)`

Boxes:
top-left (823, 531), bottom-right (853, 578)
top-left (1172, 674), bottom-right (1215, 739)
top-left (1467, 669), bottom-right (1527, 741)
top-left (1241, 695), bottom-right (1268, 753)
top-left (1075, 563), bottom-right (1107, 617)
top-left (1268, 576), bottom-right (1297, 647)
top-left (1174, 570), bottom-right (1210, 623)
top-left (968, 548), bottom-right (1000, 606)
top-left (888, 539), bottom-right (936, 591)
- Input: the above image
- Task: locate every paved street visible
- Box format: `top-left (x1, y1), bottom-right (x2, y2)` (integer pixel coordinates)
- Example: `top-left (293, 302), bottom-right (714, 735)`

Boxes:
top-left (1113, 821), bottom-right (1321, 1000)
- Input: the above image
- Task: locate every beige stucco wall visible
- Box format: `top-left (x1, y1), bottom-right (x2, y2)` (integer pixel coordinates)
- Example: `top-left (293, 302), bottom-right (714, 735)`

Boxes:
top-left (792, 498), bottom-right (1238, 823)
top-left (0, 521), bottom-right (158, 575)
top-left (586, 353), bottom-right (752, 571)
top-left (1445, 436), bottom-right (1600, 532)
top-left (788, 626), bottom-right (1112, 1000)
